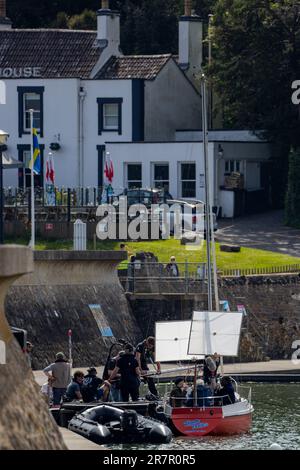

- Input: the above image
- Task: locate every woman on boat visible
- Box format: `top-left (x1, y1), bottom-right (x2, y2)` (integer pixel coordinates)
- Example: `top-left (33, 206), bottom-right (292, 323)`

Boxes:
top-left (203, 353), bottom-right (220, 391)
top-left (215, 376), bottom-right (236, 406)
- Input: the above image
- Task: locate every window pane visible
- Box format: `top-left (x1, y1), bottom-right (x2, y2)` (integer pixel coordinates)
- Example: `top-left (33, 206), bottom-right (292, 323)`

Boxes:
top-left (128, 164), bottom-right (142, 181)
top-left (24, 151), bottom-right (31, 168)
top-left (182, 181), bottom-right (196, 198)
top-left (236, 161), bottom-right (240, 172)
top-left (225, 161), bottom-right (229, 172)
top-left (230, 161), bottom-right (234, 172)
top-left (104, 103), bottom-right (118, 116)
top-left (181, 163), bottom-right (195, 180)
top-left (154, 164), bottom-right (169, 181)
top-left (104, 116), bottom-right (118, 128)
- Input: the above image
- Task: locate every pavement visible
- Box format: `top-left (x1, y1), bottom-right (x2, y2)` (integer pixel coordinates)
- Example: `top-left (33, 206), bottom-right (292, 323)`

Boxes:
top-left (34, 360), bottom-right (300, 387)
top-left (59, 427), bottom-right (105, 450)
top-left (215, 210), bottom-right (300, 257)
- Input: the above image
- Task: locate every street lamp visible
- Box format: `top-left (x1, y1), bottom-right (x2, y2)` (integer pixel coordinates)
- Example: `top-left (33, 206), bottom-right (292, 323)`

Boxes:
top-left (0, 129), bottom-right (9, 244)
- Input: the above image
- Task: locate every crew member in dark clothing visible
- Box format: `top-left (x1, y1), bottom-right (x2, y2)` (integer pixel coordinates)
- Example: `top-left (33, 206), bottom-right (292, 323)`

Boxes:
top-left (108, 351), bottom-right (124, 402)
top-left (135, 336), bottom-right (161, 398)
top-left (215, 376), bottom-right (236, 406)
top-left (170, 377), bottom-right (187, 408)
top-left (109, 344), bottom-right (140, 402)
top-left (81, 367), bottom-right (103, 402)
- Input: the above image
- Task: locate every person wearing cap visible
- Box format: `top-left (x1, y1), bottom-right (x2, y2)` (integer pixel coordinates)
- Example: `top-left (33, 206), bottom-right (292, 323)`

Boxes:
top-left (109, 343), bottom-right (140, 402)
top-left (166, 256), bottom-right (179, 277)
top-left (43, 352), bottom-right (71, 405)
top-left (81, 367), bottom-right (103, 403)
top-left (169, 377), bottom-right (187, 408)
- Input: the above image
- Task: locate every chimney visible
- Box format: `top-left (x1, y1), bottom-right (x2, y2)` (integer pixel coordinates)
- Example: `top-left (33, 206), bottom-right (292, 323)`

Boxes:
top-left (97, 0), bottom-right (120, 55)
top-left (179, 0), bottom-right (203, 86)
top-left (0, 0), bottom-right (12, 30)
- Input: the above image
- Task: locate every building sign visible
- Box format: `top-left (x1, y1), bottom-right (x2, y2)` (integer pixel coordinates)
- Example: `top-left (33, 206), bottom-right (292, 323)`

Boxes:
top-left (45, 223), bottom-right (54, 231)
top-left (0, 67), bottom-right (42, 78)
top-left (237, 304), bottom-right (247, 316)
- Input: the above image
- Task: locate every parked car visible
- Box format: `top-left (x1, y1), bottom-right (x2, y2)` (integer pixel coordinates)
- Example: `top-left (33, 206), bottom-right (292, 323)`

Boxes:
top-left (158, 199), bottom-right (218, 235)
top-left (113, 188), bottom-right (173, 208)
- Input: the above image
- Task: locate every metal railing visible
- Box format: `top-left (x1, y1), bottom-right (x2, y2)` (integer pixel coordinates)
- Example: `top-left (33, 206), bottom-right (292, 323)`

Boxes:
top-left (121, 262), bottom-right (208, 295)
top-left (220, 264), bottom-right (300, 277)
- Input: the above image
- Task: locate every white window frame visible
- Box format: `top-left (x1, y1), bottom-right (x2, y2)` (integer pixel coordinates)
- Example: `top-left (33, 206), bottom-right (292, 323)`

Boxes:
top-left (180, 162), bottom-right (196, 199)
top-left (23, 92), bottom-right (41, 131)
top-left (152, 162), bottom-right (169, 190)
top-left (103, 103), bottom-right (119, 131)
top-left (224, 160), bottom-right (241, 174)
top-left (125, 163), bottom-right (142, 189)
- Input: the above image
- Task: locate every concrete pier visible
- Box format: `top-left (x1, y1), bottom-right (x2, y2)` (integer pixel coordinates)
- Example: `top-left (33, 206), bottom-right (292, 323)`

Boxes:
top-left (0, 245), bottom-right (66, 450)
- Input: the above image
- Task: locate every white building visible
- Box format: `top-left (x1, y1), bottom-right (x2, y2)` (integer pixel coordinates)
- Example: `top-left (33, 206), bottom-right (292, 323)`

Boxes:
top-left (0, 0), bottom-right (271, 217)
top-left (0, 0), bottom-right (201, 190)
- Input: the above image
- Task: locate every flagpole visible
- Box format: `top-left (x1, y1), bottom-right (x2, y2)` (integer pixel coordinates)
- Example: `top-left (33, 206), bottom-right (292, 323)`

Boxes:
top-left (30, 109), bottom-right (35, 250)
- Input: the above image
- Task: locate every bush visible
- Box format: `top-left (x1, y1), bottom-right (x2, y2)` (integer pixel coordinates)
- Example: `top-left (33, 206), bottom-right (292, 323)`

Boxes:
top-left (285, 148), bottom-right (300, 228)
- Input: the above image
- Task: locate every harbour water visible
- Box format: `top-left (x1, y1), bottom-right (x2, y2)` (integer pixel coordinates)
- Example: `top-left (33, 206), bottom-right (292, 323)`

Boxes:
top-left (108, 383), bottom-right (300, 450)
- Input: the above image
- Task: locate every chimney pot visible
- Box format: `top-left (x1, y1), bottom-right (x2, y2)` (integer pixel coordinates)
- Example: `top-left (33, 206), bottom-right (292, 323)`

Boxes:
top-left (184, 0), bottom-right (192, 16)
top-left (0, 0), bottom-right (6, 17)
top-left (102, 0), bottom-right (109, 9)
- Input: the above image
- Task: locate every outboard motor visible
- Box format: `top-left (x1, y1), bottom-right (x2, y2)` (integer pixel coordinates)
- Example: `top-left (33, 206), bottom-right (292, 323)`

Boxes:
top-left (120, 410), bottom-right (139, 432)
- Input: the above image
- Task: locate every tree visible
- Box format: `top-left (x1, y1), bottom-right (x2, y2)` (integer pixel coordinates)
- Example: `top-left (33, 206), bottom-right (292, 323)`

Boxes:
top-left (208, 0), bottom-right (300, 208)
top-left (68, 9), bottom-right (96, 30)
top-left (285, 148), bottom-right (300, 227)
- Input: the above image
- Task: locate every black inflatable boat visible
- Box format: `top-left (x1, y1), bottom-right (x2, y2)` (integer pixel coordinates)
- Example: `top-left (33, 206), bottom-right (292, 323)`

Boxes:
top-left (68, 404), bottom-right (172, 444)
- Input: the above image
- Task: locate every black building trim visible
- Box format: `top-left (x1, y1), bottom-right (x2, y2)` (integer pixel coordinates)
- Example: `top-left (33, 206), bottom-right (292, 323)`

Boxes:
top-left (97, 97), bottom-right (123, 135)
top-left (17, 86), bottom-right (44, 138)
top-left (132, 79), bottom-right (145, 142)
top-left (97, 145), bottom-right (106, 189)
top-left (17, 143), bottom-right (45, 188)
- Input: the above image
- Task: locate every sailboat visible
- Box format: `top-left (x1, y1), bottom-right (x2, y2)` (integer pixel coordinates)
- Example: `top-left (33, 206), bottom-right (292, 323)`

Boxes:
top-left (153, 76), bottom-right (253, 437)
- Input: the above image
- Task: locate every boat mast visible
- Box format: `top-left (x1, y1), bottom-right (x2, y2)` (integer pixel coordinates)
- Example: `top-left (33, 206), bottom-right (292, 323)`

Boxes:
top-left (201, 74), bottom-right (213, 312)
top-left (201, 75), bottom-right (224, 373)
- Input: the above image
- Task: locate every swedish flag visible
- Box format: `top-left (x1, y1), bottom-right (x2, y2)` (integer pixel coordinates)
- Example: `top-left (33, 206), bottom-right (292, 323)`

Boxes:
top-left (29, 128), bottom-right (41, 175)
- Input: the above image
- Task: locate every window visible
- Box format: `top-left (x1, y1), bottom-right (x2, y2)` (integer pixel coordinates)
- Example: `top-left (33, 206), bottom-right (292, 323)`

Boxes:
top-left (225, 160), bottom-right (241, 173)
top-left (153, 164), bottom-right (169, 191)
top-left (127, 163), bottom-right (142, 189)
top-left (18, 87), bottom-right (44, 137)
top-left (181, 163), bottom-right (196, 198)
top-left (17, 145), bottom-right (44, 189)
top-left (103, 103), bottom-right (119, 130)
top-left (97, 98), bottom-right (123, 135)
top-left (24, 93), bottom-right (41, 131)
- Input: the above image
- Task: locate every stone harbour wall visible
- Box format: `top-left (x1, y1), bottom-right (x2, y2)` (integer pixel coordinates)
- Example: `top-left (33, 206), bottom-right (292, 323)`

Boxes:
top-left (5, 251), bottom-right (142, 369)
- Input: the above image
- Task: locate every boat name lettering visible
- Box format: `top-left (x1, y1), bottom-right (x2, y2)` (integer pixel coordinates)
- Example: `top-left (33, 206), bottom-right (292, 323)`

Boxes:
top-left (183, 419), bottom-right (209, 430)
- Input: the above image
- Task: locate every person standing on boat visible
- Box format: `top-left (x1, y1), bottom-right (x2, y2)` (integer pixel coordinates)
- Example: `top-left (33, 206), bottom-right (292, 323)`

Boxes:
top-left (215, 376), bottom-right (236, 406)
top-left (135, 336), bottom-right (161, 398)
top-left (108, 350), bottom-right (125, 402)
top-left (203, 353), bottom-right (220, 391)
top-left (43, 352), bottom-right (71, 405)
top-left (109, 343), bottom-right (140, 402)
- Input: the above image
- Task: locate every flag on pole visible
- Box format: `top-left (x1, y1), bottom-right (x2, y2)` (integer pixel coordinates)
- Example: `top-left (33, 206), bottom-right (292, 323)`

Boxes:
top-left (29, 128), bottom-right (41, 175)
top-left (104, 153), bottom-right (114, 183)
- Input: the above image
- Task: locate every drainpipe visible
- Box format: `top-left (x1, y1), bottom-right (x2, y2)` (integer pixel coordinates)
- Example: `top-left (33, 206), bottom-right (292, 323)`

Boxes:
top-left (78, 86), bottom-right (86, 188)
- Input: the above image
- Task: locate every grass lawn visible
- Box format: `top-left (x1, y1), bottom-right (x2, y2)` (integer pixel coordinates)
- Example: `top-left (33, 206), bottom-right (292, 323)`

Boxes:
top-left (7, 237), bottom-right (300, 271)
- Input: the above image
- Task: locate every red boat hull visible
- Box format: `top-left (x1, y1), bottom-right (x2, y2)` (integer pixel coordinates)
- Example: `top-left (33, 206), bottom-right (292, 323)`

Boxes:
top-left (171, 407), bottom-right (252, 437)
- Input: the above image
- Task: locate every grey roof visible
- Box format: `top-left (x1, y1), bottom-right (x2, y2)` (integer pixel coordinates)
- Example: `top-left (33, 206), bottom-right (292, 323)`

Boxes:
top-left (0, 29), bottom-right (99, 79)
top-left (95, 54), bottom-right (172, 80)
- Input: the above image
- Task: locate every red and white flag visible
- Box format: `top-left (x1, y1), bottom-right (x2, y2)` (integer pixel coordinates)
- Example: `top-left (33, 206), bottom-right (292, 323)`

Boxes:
top-left (104, 153), bottom-right (114, 183)
top-left (46, 153), bottom-right (55, 184)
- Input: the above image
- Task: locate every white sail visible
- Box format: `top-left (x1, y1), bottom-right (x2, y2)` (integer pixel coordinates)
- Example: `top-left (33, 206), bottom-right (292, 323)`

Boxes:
top-left (188, 311), bottom-right (243, 357)
top-left (155, 321), bottom-right (204, 362)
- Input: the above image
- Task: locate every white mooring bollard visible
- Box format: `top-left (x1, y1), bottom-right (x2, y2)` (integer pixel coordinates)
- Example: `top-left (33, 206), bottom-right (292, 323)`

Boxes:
top-left (73, 219), bottom-right (87, 251)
